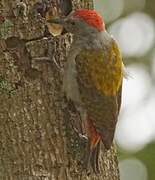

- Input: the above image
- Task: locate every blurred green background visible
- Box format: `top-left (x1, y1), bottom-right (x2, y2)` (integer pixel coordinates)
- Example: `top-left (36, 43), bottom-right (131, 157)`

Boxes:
top-left (94, 0), bottom-right (155, 180)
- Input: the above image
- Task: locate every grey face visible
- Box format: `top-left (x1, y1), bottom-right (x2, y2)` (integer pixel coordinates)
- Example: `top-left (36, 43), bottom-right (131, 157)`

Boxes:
top-left (62, 17), bottom-right (82, 33)
top-left (47, 15), bottom-right (98, 35)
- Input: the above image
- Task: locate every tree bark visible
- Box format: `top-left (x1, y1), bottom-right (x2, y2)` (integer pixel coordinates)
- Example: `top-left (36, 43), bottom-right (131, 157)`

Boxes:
top-left (0, 0), bottom-right (120, 180)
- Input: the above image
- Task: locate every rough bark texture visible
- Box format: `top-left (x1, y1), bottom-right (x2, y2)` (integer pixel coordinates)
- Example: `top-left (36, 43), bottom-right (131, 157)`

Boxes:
top-left (0, 0), bottom-right (120, 180)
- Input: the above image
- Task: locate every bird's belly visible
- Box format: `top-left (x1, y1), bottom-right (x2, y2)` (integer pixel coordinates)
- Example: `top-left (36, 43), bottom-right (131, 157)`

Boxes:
top-left (63, 64), bottom-right (81, 104)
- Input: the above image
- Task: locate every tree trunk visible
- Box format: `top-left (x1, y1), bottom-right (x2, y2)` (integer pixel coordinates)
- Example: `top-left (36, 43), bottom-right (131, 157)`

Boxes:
top-left (0, 0), bottom-right (120, 179)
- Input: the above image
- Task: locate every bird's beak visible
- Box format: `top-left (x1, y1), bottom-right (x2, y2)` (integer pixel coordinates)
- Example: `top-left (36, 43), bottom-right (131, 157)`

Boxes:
top-left (46, 18), bottom-right (65, 25)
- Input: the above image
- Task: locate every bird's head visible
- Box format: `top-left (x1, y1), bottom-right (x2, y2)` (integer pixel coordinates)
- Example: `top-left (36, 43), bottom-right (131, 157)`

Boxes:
top-left (47, 9), bottom-right (105, 35)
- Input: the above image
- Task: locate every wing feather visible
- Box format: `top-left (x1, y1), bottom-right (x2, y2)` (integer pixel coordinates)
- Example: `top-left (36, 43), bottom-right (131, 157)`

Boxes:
top-left (76, 40), bottom-right (123, 97)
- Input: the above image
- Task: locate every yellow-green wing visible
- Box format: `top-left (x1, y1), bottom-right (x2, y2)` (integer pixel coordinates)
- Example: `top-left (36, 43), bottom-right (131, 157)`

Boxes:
top-left (76, 40), bottom-right (123, 97)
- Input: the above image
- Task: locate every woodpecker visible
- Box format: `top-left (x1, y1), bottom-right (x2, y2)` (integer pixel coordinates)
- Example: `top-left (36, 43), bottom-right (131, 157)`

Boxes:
top-left (47, 9), bottom-right (123, 172)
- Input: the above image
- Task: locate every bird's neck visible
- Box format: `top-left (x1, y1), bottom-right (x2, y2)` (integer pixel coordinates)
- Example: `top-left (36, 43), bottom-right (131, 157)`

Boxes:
top-left (72, 30), bottom-right (112, 50)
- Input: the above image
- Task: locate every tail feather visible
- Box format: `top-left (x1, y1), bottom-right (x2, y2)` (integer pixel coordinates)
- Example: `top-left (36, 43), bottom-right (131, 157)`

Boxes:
top-left (82, 137), bottom-right (101, 173)
top-left (90, 141), bottom-right (100, 172)
top-left (82, 117), bottom-right (101, 172)
top-left (82, 117), bottom-right (114, 172)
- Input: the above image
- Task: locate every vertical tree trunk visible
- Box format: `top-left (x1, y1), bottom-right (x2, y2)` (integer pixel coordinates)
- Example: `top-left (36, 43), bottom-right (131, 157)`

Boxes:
top-left (0, 0), bottom-right (120, 179)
